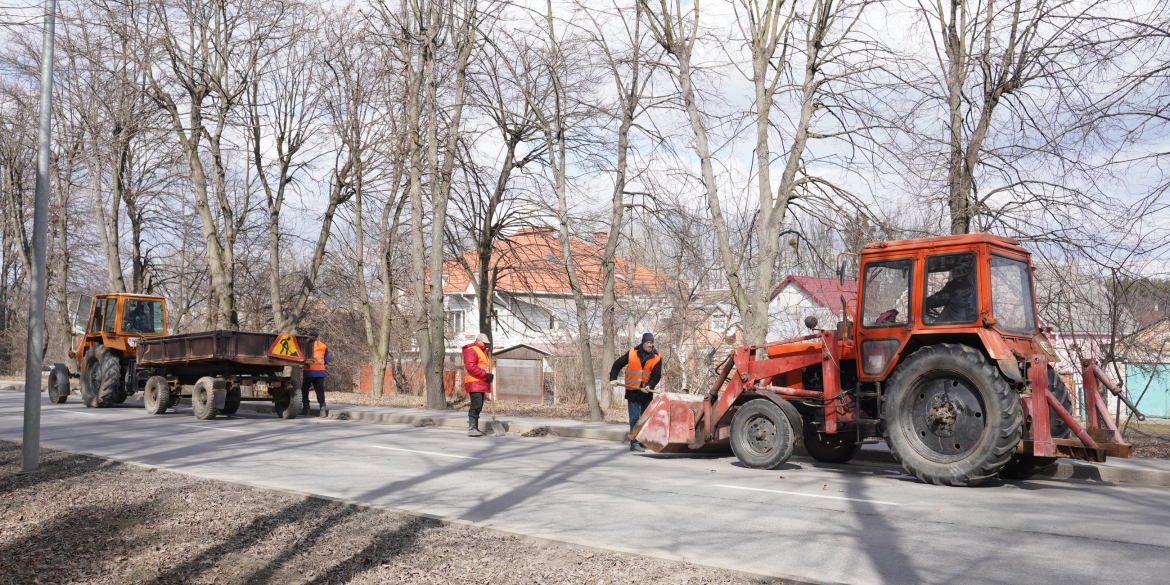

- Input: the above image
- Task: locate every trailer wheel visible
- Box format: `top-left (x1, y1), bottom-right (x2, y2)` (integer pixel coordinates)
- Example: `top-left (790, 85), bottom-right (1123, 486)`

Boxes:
top-left (47, 363), bottom-right (70, 404)
top-left (803, 419), bottom-right (861, 464)
top-left (222, 390), bottom-right (241, 416)
top-left (731, 399), bottom-right (795, 470)
top-left (82, 346), bottom-right (122, 408)
top-left (1001, 367), bottom-right (1073, 479)
top-left (274, 392), bottom-right (299, 420)
top-left (143, 376), bottom-right (172, 415)
top-left (191, 377), bottom-right (219, 420)
top-left (882, 344), bottom-right (1023, 486)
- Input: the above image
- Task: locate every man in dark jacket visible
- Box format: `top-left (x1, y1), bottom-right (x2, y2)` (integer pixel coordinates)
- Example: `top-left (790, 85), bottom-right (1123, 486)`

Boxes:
top-left (609, 332), bottom-right (662, 452)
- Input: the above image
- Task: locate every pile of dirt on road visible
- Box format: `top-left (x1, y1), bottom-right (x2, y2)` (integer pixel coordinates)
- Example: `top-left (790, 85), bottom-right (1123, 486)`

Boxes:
top-left (325, 391), bottom-right (631, 424)
top-left (0, 440), bottom-right (775, 585)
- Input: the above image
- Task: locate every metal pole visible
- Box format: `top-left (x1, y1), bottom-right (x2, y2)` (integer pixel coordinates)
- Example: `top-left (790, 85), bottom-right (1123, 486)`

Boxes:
top-left (22, 0), bottom-right (57, 474)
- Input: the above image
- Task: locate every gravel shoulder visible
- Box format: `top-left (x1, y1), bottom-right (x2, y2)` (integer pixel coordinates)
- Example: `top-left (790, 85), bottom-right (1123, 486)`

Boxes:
top-left (0, 440), bottom-right (774, 585)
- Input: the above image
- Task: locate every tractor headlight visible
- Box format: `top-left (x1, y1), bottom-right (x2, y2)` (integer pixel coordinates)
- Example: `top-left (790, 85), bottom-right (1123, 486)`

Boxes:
top-left (127, 337), bottom-right (139, 348)
top-left (861, 339), bottom-right (900, 375)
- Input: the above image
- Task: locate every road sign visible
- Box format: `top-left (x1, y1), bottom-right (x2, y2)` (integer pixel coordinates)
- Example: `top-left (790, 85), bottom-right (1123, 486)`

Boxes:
top-left (267, 334), bottom-right (303, 361)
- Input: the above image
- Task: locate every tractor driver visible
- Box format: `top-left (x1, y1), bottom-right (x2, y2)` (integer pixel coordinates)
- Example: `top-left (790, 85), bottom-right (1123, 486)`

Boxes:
top-left (924, 257), bottom-right (977, 323)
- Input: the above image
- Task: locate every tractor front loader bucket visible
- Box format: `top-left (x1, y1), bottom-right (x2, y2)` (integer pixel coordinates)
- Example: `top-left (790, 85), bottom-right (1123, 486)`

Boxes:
top-left (630, 393), bottom-right (713, 453)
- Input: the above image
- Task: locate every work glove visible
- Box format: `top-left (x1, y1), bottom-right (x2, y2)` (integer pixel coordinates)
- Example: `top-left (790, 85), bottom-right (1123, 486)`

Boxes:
top-left (610, 379), bottom-right (625, 388)
top-left (485, 373), bottom-right (494, 383)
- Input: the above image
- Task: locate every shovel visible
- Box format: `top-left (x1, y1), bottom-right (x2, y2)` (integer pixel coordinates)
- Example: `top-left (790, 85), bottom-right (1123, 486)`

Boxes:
top-left (488, 362), bottom-right (506, 436)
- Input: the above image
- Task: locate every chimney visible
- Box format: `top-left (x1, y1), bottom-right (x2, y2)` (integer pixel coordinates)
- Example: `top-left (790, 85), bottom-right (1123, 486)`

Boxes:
top-left (593, 232), bottom-right (608, 250)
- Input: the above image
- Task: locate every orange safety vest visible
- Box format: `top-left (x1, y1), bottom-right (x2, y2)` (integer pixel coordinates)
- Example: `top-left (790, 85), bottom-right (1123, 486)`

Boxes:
top-left (305, 340), bottom-right (327, 372)
top-left (624, 348), bottom-right (661, 391)
top-left (463, 344), bottom-right (491, 385)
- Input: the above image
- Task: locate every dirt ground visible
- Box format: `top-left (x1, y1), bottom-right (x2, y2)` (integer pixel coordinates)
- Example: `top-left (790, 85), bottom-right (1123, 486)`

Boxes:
top-left (1123, 422), bottom-right (1170, 458)
top-left (0, 441), bottom-right (774, 585)
top-left (324, 392), bottom-right (632, 425)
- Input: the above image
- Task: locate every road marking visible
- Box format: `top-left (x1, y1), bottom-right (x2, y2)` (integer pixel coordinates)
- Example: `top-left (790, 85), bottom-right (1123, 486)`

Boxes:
top-left (714, 484), bottom-right (905, 506)
top-left (47, 410), bottom-right (97, 416)
top-left (370, 445), bottom-right (474, 460)
top-left (179, 423), bottom-right (247, 434)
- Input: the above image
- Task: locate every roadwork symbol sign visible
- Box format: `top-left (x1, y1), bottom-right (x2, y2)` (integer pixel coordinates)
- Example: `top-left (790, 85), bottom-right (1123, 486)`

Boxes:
top-left (268, 334), bottom-right (303, 361)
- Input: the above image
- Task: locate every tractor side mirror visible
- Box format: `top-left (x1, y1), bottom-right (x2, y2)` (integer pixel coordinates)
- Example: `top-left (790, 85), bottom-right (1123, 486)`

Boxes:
top-left (837, 252), bottom-right (859, 293)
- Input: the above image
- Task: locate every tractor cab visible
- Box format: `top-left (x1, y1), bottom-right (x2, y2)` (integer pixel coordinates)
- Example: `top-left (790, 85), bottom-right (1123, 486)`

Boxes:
top-left (849, 234), bottom-right (1048, 386)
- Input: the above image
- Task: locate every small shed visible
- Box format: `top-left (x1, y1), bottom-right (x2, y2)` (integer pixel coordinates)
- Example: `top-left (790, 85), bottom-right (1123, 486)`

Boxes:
top-left (493, 344), bottom-right (551, 405)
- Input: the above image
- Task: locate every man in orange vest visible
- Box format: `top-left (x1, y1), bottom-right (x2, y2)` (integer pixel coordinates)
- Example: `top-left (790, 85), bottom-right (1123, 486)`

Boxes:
top-left (462, 333), bottom-right (494, 437)
top-left (608, 332), bottom-right (662, 452)
top-left (301, 329), bottom-right (330, 416)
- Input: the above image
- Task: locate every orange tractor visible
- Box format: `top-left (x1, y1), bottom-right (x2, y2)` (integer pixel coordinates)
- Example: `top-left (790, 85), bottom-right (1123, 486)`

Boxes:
top-left (48, 293), bottom-right (170, 407)
top-left (632, 234), bottom-right (1144, 485)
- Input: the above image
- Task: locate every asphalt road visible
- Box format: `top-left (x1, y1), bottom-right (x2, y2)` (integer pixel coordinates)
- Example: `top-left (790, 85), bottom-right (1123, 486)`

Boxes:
top-left (3, 391), bottom-right (1169, 585)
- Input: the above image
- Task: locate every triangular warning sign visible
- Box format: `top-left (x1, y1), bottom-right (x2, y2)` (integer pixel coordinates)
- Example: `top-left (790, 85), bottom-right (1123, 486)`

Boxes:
top-left (267, 334), bottom-right (303, 361)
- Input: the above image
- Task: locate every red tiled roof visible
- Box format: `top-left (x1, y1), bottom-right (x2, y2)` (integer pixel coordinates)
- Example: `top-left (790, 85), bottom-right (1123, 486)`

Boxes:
top-left (443, 227), bottom-right (670, 295)
top-left (772, 275), bottom-right (857, 313)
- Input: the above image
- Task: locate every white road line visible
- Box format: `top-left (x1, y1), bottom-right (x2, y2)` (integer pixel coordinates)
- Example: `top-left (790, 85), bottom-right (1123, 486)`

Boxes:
top-left (370, 445), bottom-right (474, 460)
top-left (714, 484), bottom-right (905, 506)
top-left (179, 423), bottom-right (248, 434)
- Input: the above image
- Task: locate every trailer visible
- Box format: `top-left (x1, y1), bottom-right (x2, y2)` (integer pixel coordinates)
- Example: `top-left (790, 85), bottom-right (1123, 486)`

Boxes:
top-left (134, 330), bottom-right (312, 420)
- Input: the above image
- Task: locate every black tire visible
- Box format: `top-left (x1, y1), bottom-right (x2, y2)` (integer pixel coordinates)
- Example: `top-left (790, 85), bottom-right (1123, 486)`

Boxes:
top-left (222, 390), bottom-right (241, 416)
top-left (143, 376), bottom-right (171, 415)
top-left (191, 377), bottom-right (219, 420)
top-left (113, 389), bottom-right (128, 404)
top-left (48, 363), bottom-right (70, 404)
top-left (882, 344), bottom-right (1023, 486)
top-left (81, 346), bottom-right (122, 408)
top-left (731, 399), bottom-right (795, 470)
top-left (274, 392), bottom-right (299, 420)
top-left (1001, 367), bottom-right (1073, 479)
top-left (803, 419), bottom-right (861, 464)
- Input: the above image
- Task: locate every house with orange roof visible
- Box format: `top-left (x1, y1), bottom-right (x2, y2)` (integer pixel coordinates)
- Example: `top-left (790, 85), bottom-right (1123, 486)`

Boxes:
top-left (441, 227), bottom-right (674, 352)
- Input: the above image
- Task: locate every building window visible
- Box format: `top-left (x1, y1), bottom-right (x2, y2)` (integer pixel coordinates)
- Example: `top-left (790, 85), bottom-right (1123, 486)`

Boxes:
top-left (445, 310), bottom-right (465, 338)
top-left (712, 312), bottom-right (727, 332)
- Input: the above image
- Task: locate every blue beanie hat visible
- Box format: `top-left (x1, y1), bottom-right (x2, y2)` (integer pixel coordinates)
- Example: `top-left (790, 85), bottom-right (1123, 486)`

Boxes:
top-left (641, 332), bottom-right (655, 344)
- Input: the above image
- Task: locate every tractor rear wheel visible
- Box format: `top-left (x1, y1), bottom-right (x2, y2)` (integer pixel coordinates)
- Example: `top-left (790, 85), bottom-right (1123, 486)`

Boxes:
top-left (143, 376), bottom-right (172, 415)
top-left (882, 343), bottom-right (1023, 486)
top-left (48, 363), bottom-right (70, 404)
top-left (803, 419), bottom-right (861, 464)
top-left (82, 346), bottom-right (122, 408)
top-left (191, 377), bottom-right (219, 420)
top-left (1001, 367), bottom-right (1072, 480)
top-left (730, 399), bottom-right (795, 470)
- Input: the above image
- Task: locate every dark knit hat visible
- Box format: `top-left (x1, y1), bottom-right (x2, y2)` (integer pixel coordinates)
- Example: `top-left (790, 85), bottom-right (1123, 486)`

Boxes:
top-left (641, 332), bottom-right (655, 344)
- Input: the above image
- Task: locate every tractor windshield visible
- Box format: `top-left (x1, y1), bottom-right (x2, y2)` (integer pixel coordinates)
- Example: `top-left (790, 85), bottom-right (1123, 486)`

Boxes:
top-left (861, 259), bottom-right (912, 327)
top-left (990, 256), bottom-right (1036, 334)
top-left (121, 299), bottom-right (165, 334)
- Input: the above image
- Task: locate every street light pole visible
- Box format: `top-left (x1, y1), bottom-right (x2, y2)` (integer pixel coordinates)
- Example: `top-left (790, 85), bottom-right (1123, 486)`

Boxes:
top-left (22, 0), bottom-right (57, 474)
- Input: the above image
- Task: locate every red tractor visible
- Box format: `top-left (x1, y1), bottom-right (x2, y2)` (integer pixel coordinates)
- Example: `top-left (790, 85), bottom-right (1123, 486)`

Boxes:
top-left (632, 234), bottom-right (1143, 486)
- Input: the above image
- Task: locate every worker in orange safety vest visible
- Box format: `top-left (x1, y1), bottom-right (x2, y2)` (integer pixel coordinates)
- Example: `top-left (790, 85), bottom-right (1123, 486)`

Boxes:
top-left (301, 329), bottom-right (330, 416)
top-left (462, 333), bottom-right (493, 437)
top-left (608, 332), bottom-right (662, 452)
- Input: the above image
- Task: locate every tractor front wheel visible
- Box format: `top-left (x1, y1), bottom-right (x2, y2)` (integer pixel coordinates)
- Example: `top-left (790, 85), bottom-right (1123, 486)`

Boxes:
top-left (730, 399), bottom-right (795, 470)
top-left (82, 346), bottom-right (122, 408)
top-left (803, 419), bottom-right (861, 464)
top-left (48, 363), bottom-right (70, 404)
top-left (882, 343), bottom-right (1023, 486)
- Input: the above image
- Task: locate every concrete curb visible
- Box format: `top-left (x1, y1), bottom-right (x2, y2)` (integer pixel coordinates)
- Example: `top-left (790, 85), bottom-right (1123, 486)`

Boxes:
top-left (235, 401), bottom-right (632, 442)
top-left (1037, 461), bottom-right (1170, 488)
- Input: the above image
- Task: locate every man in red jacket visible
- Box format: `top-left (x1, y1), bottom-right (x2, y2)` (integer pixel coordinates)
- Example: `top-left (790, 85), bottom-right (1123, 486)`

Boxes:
top-left (462, 333), bottom-right (494, 437)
